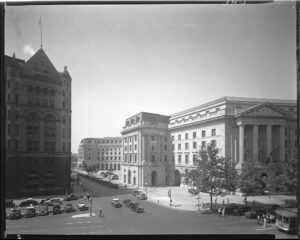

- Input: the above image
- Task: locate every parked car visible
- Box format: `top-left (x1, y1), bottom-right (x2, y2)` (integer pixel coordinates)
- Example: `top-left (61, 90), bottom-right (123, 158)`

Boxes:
top-left (77, 202), bottom-right (89, 211)
top-left (64, 194), bottom-right (79, 201)
top-left (130, 203), bottom-right (139, 211)
top-left (132, 190), bottom-right (142, 197)
top-left (24, 206), bottom-right (37, 218)
top-left (135, 207), bottom-right (145, 213)
top-left (126, 202), bottom-right (134, 208)
top-left (233, 205), bottom-right (252, 216)
top-left (65, 203), bottom-right (76, 213)
top-left (52, 203), bottom-right (62, 215)
top-left (20, 198), bottom-right (39, 207)
top-left (45, 198), bottom-right (62, 206)
top-left (123, 199), bottom-right (131, 204)
top-left (38, 205), bottom-right (49, 216)
top-left (245, 207), bottom-right (267, 219)
top-left (136, 193), bottom-right (147, 200)
top-left (111, 198), bottom-right (120, 206)
top-left (111, 175), bottom-right (119, 180)
top-left (114, 202), bottom-right (122, 208)
top-left (8, 207), bottom-right (22, 220)
top-left (5, 200), bottom-right (15, 208)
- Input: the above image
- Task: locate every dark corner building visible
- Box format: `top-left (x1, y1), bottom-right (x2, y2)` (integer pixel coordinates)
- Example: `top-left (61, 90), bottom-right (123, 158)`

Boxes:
top-left (4, 48), bottom-right (72, 199)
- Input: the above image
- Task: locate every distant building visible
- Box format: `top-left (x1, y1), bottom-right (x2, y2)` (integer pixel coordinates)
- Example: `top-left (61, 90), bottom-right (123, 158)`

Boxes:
top-left (78, 137), bottom-right (122, 172)
top-left (5, 48), bottom-right (72, 198)
top-left (121, 112), bottom-right (175, 187)
top-left (169, 97), bottom-right (297, 186)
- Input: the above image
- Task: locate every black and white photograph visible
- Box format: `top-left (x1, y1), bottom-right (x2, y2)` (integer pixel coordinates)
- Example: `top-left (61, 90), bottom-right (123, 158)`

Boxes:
top-left (2, 0), bottom-right (298, 238)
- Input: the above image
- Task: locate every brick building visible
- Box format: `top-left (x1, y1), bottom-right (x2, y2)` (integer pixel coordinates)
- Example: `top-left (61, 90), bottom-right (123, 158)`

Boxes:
top-left (5, 48), bottom-right (72, 198)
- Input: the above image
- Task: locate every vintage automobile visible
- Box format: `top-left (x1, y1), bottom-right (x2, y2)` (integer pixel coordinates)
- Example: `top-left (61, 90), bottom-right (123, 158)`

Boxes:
top-left (8, 207), bottom-right (22, 220)
top-left (135, 207), bottom-right (145, 213)
top-left (111, 198), bottom-right (122, 208)
top-left (38, 205), bottom-right (49, 216)
top-left (65, 203), bottom-right (76, 213)
top-left (77, 202), bottom-right (89, 211)
top-left (275, 208), bottom-right (298, 235)
top-left (24, 206), bottom-right (37, 218)
top-left (130, 203), bottom-right (139, 211)
top-left (45, 198), bottom-right (62, 206)
top-left (232, 205), bottom-right (252, 216)
top-left (136, 193), bottom-right (147, 200)
top-left (52, 203), bottom-right (62, 215)
top-left (123, 199), bottom-right (131, 205)
top-left (245, 207), bottom-right (267, 219)
top-left (64, 194), bottom-right (79, 201)
top-left (20, 198), bottom-right (39, 207)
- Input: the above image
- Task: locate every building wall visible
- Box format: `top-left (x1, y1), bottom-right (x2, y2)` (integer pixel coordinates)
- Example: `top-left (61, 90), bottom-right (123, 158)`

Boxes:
top-left (5, 50), bottom-right (72, 199)
top-left (78, 137), bottom-right (122, 173)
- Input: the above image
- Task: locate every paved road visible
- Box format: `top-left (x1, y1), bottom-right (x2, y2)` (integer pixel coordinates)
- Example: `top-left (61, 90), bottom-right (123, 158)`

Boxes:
top-left (5, 177), bottom-right (297, 238)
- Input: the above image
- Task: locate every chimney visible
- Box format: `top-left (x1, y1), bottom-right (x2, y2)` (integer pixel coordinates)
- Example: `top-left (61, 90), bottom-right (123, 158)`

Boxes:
top-left (64, 65), bottom-right (67, 71)
top-left (13, 53), bottom-right (15, 58)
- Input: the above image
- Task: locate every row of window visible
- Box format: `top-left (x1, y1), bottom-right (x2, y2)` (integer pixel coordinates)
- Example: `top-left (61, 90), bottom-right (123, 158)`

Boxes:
top-left (172, 129), bottom-right (216, 141)
top-left (98, 163), bottom-right (121, 171)
top-left (177, 154), bottom-right (198, 165)
top-left (87, 139), bottom-right (122, 144)
top-left (173, 140), bottom-right (216, 151)
top-left (124, 135), bottom-right (168, 143)
top-left (123, 154), bottom-right (169, 163)
top-left (87, 156), bottom-right (122, 161)
top-left (126, 116), bottom-right (140, 126)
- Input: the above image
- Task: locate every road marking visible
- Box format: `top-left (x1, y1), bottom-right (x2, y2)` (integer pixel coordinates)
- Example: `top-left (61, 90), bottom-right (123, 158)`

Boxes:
top-left (67, 226), bottom-right (105, 230)
top-left (67, 220), bottom-right (102, 224)
top-left (6, 225), bottom-right (28, 228)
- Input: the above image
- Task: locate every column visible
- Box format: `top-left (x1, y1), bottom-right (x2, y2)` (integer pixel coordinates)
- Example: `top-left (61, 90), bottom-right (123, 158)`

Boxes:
top-left (290, 127), bottom-right (295, 161)
top-left (238, 125), bottom-right (244, 168)
top-left (266, 125), bottom-right (272, 160)
top-left (252, 125), bottom-right (259, 162)
top-left (279, 125), bottom-right (285, 161)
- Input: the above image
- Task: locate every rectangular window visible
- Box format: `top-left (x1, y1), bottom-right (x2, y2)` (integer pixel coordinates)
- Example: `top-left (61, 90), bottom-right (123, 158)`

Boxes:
top-left (134, 135), bottom-right (137, 141)
top-left (212, 129), bottom-right (216, 136)
top-left (129, 136), bottom-right (132, 142)
top-left (185, 133), bottom-right (188, 139)
top-left (151, 155), bottom-right (155, 162)
top-left (201, 141), bottom-right (206, 148)
top-left (178, 134), bottom-right (181, 140)
top-left (134, 144), bottom-right (137, 150)
top-left (202, 131), bottom-right (206, 137)
top-left (15, 111), bottom-right (19, 120)
top-left (178, 155), bottom-right (182, 164)
top-left (193, 132), bottom-right (197, 138)
top-left (178, 144), bottom-right (181, 150)
top-left (211, 140), bottom-right (216, 147)
top-left (193, 142), bottom-right (197, 149)
top-left (185, 155), bottom-right (189, 164)
top-left (193, 155), bottom-right (197, 164)
top-left (151, 136), bottom-right (156, 141)
top-left (124, 137), bottom-right (127, 143)
top-left (165, 136), bottom-right (167, 142)
top-left (164, 145), bottom-right (167, 150)
top-left (185, 143), bottom-right (189, 150)
top-left (15, 94), bottom-right (19, 104)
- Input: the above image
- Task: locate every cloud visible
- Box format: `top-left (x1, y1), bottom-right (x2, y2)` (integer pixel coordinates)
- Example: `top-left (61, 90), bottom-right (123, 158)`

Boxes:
top-left (23, 44), bottom-right (36, 56)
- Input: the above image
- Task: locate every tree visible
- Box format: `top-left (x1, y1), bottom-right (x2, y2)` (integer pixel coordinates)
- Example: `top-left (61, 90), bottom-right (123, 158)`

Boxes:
top-left (224, 157), bottom-right (239, 192)
top-left (186, 143), bottom-right (237, 210)
top-left (238, 159), bottom-right (265, 196)
top-left (81, 161), bottom-right (99, 175)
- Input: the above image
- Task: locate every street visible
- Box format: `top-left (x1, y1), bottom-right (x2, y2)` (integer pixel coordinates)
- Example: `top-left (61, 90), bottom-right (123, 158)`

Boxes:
top-left (5, 177), bottom-right (297, 238)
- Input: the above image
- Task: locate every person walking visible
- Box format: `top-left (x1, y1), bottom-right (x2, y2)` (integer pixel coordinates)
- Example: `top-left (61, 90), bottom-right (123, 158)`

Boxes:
top-left (222, 207), bottom-right (225, 217)
top-left (98, 207), bottom-right (102, 217)
top-left (218, 207), bottom-right (222, 217)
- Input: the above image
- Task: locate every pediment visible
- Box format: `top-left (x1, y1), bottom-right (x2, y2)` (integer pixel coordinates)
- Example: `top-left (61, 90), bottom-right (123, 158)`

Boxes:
top-left (237, 102), bottom-right (287, 117)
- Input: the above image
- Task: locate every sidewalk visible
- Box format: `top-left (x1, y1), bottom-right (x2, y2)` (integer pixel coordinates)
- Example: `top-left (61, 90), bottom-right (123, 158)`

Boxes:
top-left (143, 186), bottom-right (296, 212)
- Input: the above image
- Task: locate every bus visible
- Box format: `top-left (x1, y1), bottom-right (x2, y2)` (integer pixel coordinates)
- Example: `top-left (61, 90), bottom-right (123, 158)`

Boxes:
top-left (275, 208), bottom-right (298, 235)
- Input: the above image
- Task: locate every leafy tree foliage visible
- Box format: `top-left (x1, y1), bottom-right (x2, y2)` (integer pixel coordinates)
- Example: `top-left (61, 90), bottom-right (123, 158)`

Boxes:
top-left (81, 161), bottom-right (100, 174)
top-left (186, 143), bottom-right (238, 210)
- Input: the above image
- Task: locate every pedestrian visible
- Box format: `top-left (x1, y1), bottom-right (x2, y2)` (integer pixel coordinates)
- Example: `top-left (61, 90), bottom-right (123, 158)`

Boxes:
top-left (218, 207), bottom-right (222, 216)
top-left (257, 215), bottom-right (260, 225)
top-left (263, 216), bottom-right (267, 228)
top-left (222, 207), bottom-right (225, 217)
top-left (98, 207), bottom-right (102, 217)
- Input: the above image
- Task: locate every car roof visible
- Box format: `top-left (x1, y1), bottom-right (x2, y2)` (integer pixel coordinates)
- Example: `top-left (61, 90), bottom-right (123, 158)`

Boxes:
top-left (112, 198), bottom-right (119, 201)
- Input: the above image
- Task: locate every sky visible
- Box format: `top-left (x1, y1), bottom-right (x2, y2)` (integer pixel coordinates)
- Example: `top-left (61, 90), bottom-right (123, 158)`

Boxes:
top-left (5, 2), bottom-right (297, 153)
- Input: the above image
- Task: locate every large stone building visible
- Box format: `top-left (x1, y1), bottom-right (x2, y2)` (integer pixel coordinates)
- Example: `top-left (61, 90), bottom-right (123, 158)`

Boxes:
top-left (78, 137), bottom-right (122, 173)
top-left (169, 97), bottom-right (297, 185)
top-left (5, 48), bottom-right (72, 198)
top-left (121, 112), bottom-right (175, 187)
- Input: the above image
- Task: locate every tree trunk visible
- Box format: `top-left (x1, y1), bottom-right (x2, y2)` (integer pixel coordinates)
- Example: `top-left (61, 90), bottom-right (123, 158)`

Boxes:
top-left (210, 190), bottom-right (213, 210)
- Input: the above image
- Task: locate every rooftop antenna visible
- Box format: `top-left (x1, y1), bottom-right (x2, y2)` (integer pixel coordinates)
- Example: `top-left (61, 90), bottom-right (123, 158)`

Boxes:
top-left (39, 17), bottom-right (43, 48)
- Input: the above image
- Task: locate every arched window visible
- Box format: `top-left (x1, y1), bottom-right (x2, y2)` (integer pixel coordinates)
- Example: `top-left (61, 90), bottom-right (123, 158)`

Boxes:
top-left (26, 113), bottom-right (39, 152)
top-left (44, 115), bottom-right (56, 152)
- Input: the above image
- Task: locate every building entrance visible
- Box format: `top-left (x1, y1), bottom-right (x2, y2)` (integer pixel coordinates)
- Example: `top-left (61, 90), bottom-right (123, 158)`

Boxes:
top-left (151, 171), bottom-right (157, 186)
